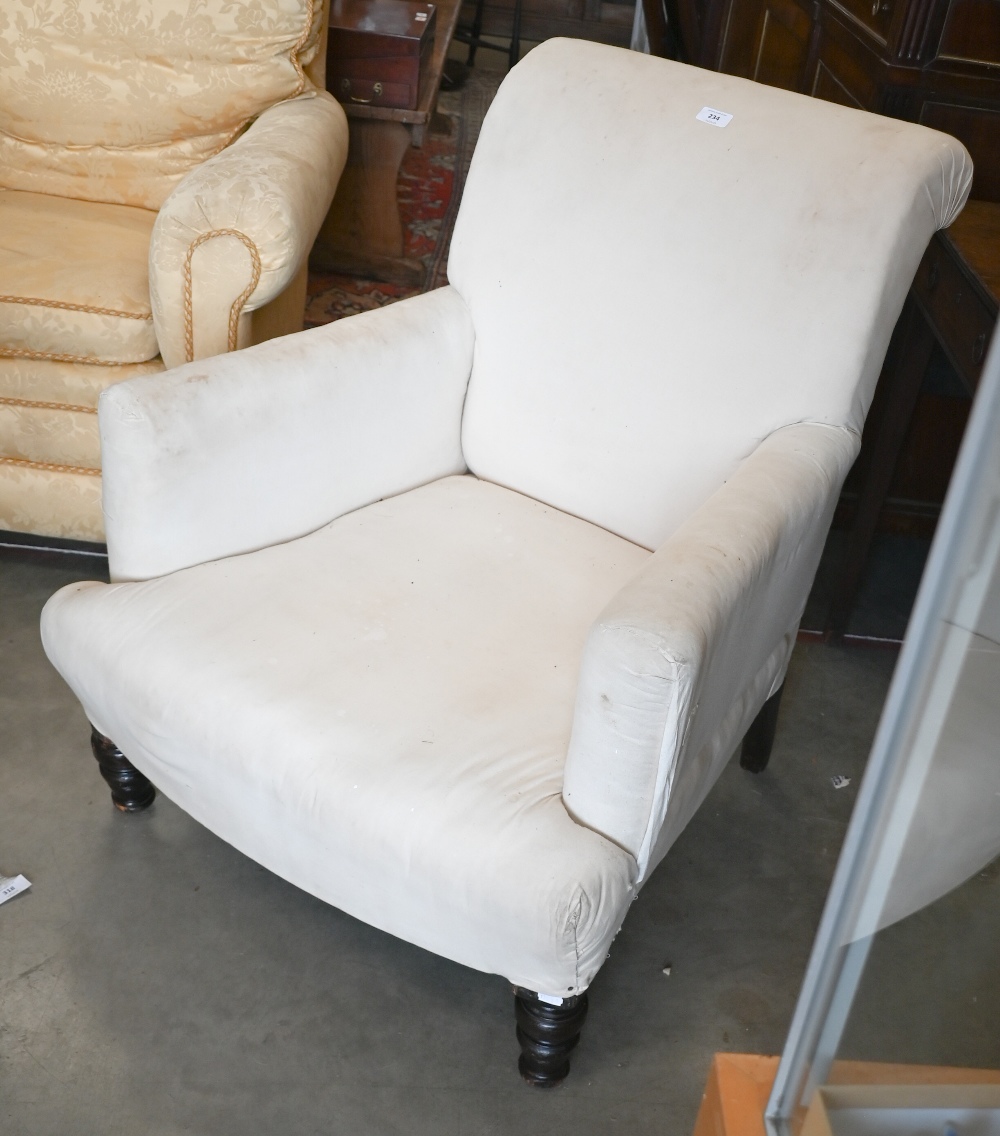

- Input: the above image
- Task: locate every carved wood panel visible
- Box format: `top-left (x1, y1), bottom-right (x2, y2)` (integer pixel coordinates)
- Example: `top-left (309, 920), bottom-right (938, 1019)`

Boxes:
top-left (718, 0), bottom-right (813, 83)
top-left (938, 0), bottom-right (1000, 63)
top-left (809, 14), bottom-right (879, 106)
top-left (752, 0), bottom-right (814, 85)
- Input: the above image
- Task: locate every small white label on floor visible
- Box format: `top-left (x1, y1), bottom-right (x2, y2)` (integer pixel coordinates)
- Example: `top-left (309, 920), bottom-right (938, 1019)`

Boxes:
top-left (0, 875), bottom-right (31, 905)
top-left (697, 106), bottom-right (733, 128)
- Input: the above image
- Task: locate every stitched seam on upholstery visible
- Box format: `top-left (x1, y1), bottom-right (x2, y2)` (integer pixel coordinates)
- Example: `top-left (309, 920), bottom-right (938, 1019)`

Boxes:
top-left (568, 893), bottom-right (582, 991)
top-left (182, 229), bottom-right (262, 362)
top-left (0, 347), bottom-right (140, 366)
top-left (288, 0), bottom-right (318, 95)
top-left (0, 455), bottom-right (99, 476)
top-left (0, 295), bottom-right (151, 321)
top-left (0, 396), bottom-right (97, 414)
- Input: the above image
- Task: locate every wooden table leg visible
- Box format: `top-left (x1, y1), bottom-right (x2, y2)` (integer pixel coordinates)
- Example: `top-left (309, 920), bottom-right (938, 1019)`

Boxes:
top-left (825, 295), bottom-right (937, 640)
top-left (310, 118), bottom-right (426, 287)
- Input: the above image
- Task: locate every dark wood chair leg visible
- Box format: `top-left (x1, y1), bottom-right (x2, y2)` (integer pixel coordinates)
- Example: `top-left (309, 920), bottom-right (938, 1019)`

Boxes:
top-left (507, 0), bottom-right (522, 69)
top-left (739, 684), bottom-right (785, 773)
top-left (825, 296), bottom-right (936, 640)
top-left (89, 726), bottom-right (156, 812)
top-left (514, 988), bottom-right (588, 1087)
top-left (465, 0), bottom-right (484, 66)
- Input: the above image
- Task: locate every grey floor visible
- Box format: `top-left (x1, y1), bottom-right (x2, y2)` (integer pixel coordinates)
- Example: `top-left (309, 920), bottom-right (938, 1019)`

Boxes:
top-left (7, 550), bottom-right (985, 1136)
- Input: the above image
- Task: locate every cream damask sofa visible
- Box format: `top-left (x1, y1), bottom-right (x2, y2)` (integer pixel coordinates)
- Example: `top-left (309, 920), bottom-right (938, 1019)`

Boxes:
top-left (0, 0), bottom-right (348, 542)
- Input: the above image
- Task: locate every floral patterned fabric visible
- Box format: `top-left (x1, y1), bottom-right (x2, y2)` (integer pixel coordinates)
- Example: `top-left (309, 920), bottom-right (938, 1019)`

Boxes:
top-left (0, 356), bottom-right (165, 411)
top-left (0, 401), bottom-right (100, 468)
top-left (0, 190), bottom-right (158, 363)
top-left (150, 93), bottom-right (348, 367)
top-left (0, 0), bottom-right (323, 209)
top-left (0, 354), bottom-right (166, 539)
top-left (0, 460), bottom-right (104, 541)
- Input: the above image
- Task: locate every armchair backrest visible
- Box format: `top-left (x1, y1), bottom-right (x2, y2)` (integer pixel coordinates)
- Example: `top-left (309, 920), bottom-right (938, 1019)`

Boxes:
top-left (451, 40), bottom-right (971, 552)
top-left (0, 0), bottom-right (326, 211)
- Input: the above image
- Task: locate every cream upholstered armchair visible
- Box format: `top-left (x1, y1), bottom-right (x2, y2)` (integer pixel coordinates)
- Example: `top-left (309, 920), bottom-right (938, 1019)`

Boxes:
top-left (0, 0), bottom-right (348, 543)
top-left (41, 41), bottom-right (970, 1084)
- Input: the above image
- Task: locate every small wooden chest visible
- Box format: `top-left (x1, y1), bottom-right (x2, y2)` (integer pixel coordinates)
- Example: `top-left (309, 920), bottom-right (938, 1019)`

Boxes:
top-left (327, 0), bottom-right (437, 112)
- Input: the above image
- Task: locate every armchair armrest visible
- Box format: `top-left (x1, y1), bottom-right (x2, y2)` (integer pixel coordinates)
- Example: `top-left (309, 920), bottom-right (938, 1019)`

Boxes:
top-left (150, 93), bottom-right (349, 368)
top-left (562, 422), bottom-right (859, 878)
top-left (100, 286), bottom-right (475, 581)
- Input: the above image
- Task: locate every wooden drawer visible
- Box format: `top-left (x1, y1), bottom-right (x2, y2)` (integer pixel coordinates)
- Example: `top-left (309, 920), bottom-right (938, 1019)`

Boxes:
top-left (913, 235), bottom-right (996, 390)
top-left (327, 0), bottom-right (436, 111)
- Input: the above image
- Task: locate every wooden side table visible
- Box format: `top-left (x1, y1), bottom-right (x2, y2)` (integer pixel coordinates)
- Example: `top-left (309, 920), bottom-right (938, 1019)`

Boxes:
top-left (826, 201), bottom-right (1000, 639)
top-left (311, 0), bottom-right (462, 287)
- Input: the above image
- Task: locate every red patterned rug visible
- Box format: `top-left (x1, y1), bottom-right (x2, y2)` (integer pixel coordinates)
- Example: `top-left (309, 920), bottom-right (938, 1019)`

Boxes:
top-left (305, 68), bottom-right (501, 326)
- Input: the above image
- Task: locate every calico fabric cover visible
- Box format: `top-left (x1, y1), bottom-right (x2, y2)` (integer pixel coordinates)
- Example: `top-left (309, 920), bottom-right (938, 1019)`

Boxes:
top-left (40, 42), bottom-right (976, 993)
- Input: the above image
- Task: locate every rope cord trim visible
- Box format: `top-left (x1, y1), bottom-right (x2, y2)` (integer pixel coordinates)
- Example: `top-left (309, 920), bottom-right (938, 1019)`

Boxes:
top-left (182, 228), bottom-right (262, 362)
top-left (0, 294), bottom-right (151, 320)
top-left (0, 396), bottom-right (97, 414)
top-left (188, 0), bottom-right (318, 166)
top-left (0, 347), bottom-right (144, 366)
top-left (0, 455), bottom-right (100, 476)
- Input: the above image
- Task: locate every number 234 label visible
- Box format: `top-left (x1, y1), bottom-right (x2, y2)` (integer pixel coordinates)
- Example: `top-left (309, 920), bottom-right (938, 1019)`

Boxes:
top-left (696, 106), bottom-right (733, 128)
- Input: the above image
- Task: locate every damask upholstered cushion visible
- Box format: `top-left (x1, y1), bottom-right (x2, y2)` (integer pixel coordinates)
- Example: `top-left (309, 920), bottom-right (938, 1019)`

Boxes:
top-left (0, 0), bottom-right (325, 209)
top-left (0, 356), bottom-right (164, 541)
top-left (0, 187), bottom-right (163, 536)
top-left (0, 191), bottom-right (158, 365)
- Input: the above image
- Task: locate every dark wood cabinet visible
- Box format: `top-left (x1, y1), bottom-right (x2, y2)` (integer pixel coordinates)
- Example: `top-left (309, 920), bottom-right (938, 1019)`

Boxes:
top-left (687, 0), bottom-right (1000, 202)
top-left (718, 0), bottom-right (815, 88)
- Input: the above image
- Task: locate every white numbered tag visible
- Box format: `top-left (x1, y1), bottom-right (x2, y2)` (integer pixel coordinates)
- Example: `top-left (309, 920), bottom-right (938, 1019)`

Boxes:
top-left (0, 875), bottom-right (31, 905)
top-left (696, 106), bottom-right (733, 128)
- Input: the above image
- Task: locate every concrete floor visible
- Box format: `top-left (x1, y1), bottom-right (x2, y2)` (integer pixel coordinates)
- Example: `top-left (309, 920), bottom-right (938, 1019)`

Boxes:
top-left (4, 549), bottom-right (1000, 1136)
top-left (0, 552), bottom-right (916, 1136)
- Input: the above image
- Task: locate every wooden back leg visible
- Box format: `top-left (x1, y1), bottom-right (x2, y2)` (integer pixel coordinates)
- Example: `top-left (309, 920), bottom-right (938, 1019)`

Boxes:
top-left (739, 683), bottom-right (785, 774)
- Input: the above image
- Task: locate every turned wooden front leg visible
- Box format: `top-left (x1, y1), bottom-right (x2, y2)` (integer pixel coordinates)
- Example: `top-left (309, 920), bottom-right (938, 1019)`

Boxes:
top-left (514, 988), bottom-right (589, 1087)
top-left (89, 727), bottom-right (156, 812)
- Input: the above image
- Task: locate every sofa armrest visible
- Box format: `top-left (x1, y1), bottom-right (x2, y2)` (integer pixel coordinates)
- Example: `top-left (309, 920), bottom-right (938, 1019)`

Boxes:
top-left (150, 92), bottom-right (349, 368)
top-left (100, 286), bottom-right (475, 581)
top-left (562, 422), bottom-right (859, 878)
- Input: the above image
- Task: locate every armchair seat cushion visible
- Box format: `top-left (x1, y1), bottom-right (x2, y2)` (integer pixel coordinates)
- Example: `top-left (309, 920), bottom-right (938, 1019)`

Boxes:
top-left (43, 475), bottom-right (645, 992)
top-left (0, 191), bottom-right (158, 365)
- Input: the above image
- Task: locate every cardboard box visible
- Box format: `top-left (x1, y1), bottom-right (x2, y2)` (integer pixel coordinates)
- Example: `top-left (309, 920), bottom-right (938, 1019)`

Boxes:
top-left (802, 1083), bottom-right (1000, 1135)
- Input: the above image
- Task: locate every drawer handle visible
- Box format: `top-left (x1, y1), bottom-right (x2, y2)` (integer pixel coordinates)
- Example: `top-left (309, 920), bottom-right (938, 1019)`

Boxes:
top-left (340, 79), bottom-right (383, 103)
top-left (973, 332), bottom-right (986, 364)
top-left (870, 0), bottom-right (889, 14)
top-left (927, 262), bottom-right (939, 291)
